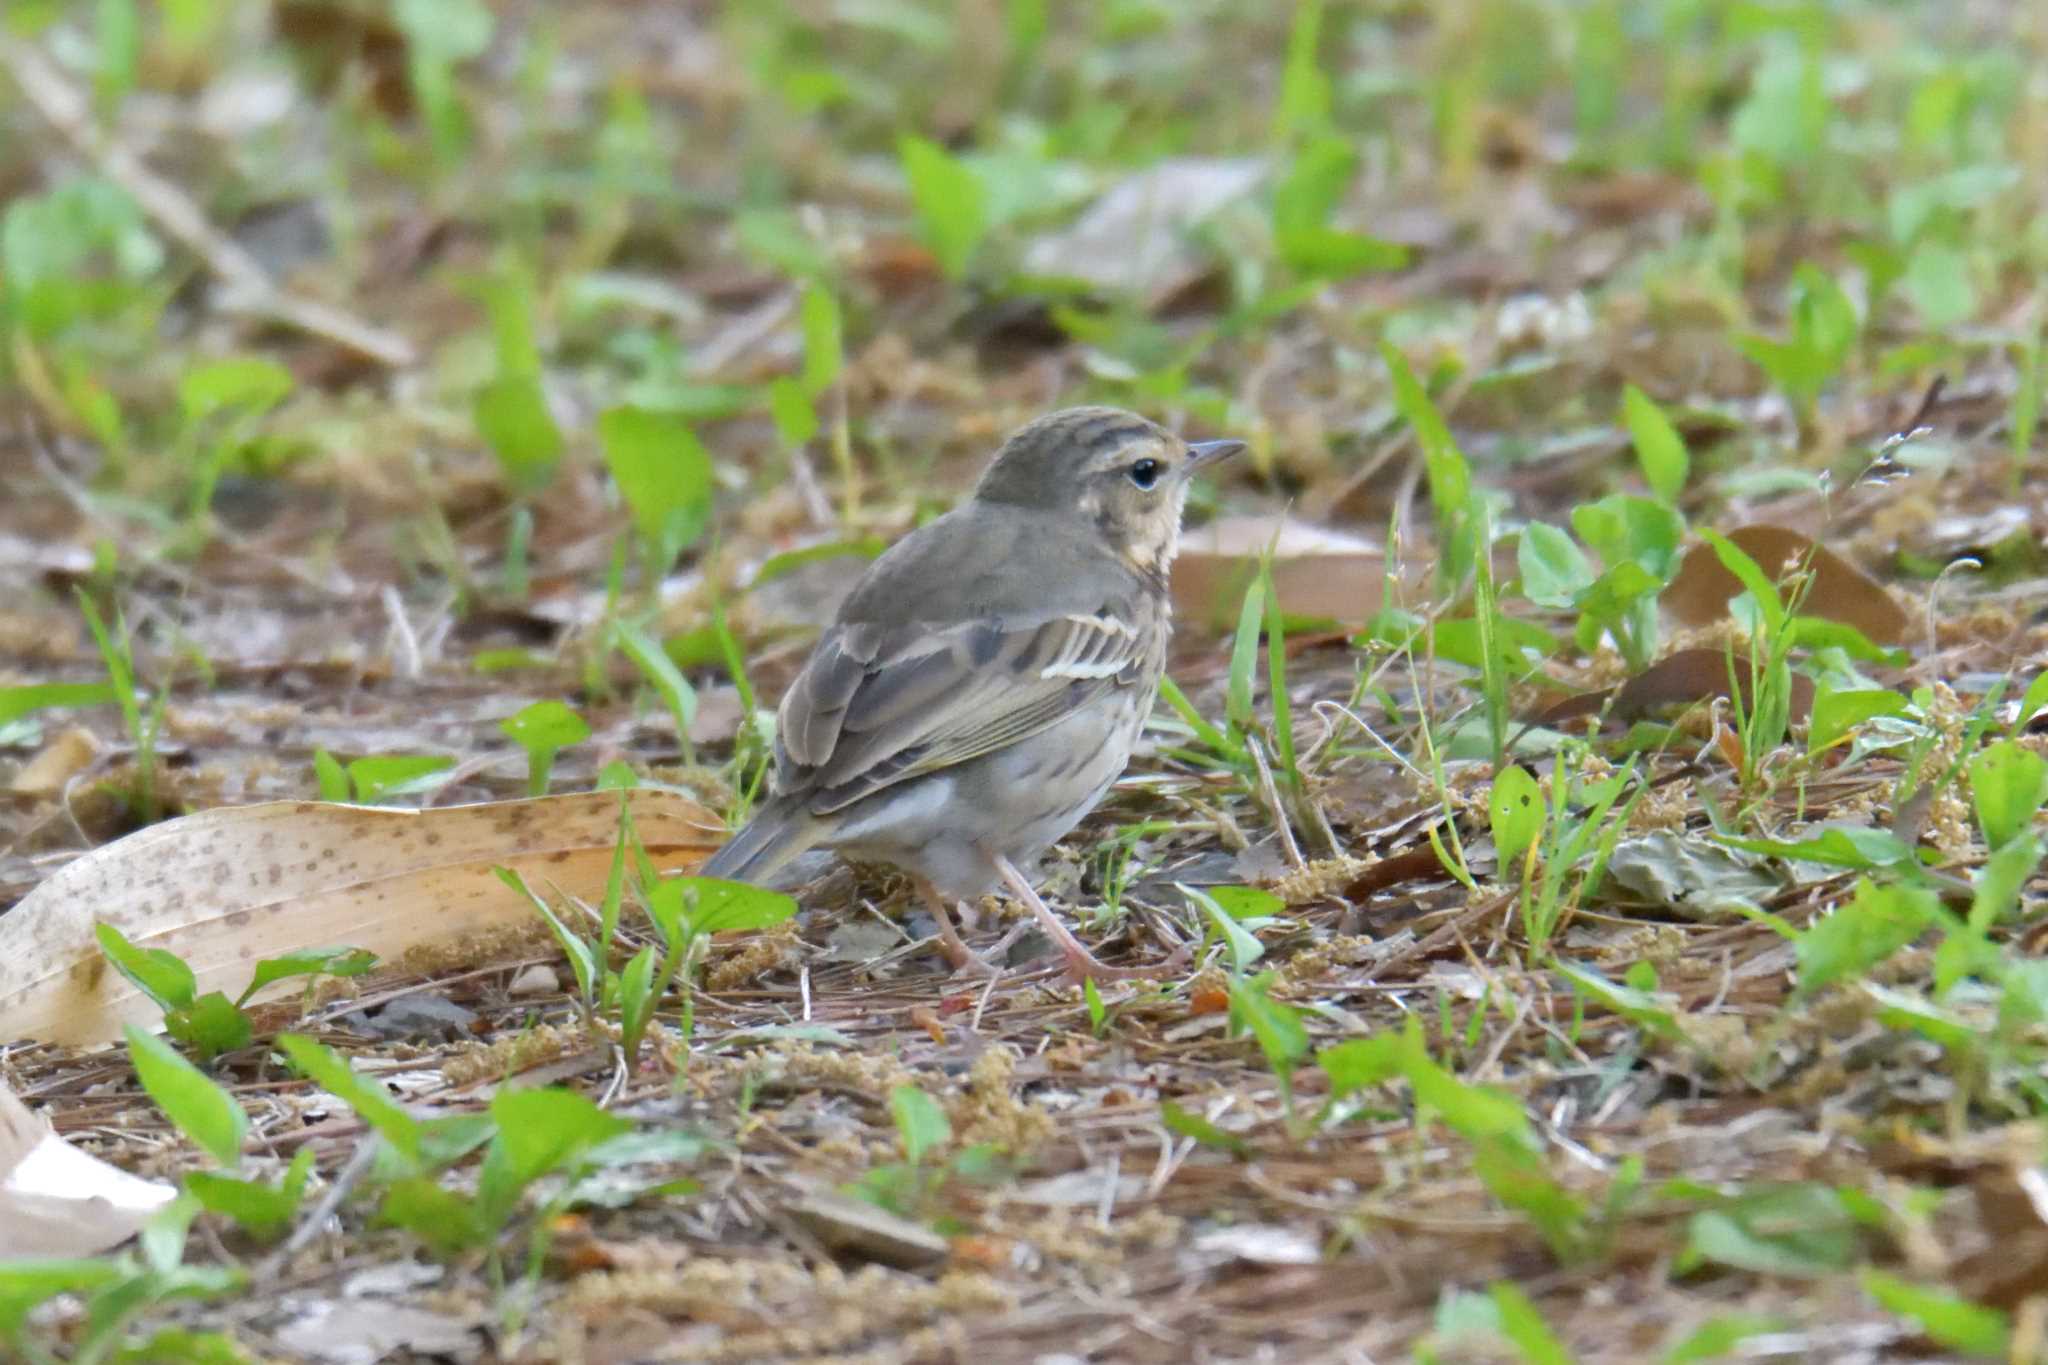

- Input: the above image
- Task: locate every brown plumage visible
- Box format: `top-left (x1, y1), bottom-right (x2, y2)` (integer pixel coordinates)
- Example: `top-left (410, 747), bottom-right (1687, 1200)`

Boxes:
top-left (701, 406), bottom-right (1242, 979)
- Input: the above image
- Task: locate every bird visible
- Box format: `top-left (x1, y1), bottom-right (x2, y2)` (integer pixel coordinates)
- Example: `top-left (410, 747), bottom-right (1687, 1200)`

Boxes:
top-left (700, 406), bottom-right (1243, 980)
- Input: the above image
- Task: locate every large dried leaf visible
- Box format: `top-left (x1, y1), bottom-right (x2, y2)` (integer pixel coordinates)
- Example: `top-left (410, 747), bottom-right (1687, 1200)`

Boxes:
top-left (1662, 525), bottom-right (1908, 645)
top-left (1021, 158), bottom-right (1267, 305)
top-left (1174, 516), bottom-right (1396, 629)
top-left (1, 1077), bottom-right (175, 1256)
top-left (1539, 647), bottom-right (1816, 730)
top-left (0, 791), bottom-right (723, 1046)
top-left (1607, 832), bottom-right (1783, 920)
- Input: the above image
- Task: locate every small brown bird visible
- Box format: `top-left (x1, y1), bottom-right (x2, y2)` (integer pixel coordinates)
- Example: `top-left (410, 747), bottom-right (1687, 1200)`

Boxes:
top-left (701, 407), bottom-right (1243, 979)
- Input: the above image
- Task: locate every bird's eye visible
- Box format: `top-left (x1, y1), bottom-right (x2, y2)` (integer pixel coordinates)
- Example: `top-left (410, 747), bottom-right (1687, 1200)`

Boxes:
top-left (1128, 458), bottom-right (1162, 490)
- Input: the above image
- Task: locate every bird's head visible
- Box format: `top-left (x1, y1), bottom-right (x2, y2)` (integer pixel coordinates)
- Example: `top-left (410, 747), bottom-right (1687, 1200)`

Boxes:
top-left (970, 406), bottom-right (1243, 580)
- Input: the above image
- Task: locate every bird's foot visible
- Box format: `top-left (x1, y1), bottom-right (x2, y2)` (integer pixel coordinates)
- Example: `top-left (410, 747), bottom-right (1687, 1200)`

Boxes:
top-left (988, 854), bottom-right (1188, 985)
top-left (913, 876), bottom-right (1005, 978)
top-left (1053, 935), bottom-right (1195, 984)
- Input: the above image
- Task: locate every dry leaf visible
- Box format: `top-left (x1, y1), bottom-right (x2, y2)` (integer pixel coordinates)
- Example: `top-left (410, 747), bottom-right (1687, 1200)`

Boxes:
top-left (1022, 158), bottom-right (1267, 306)
top-left (1606, 832), bottom-right (1781, 919)
top-left (0, 790), bottom-right (722, 1046)
top-left (1174, 516), bottom-right (1394, 629)
top-left (9, 726), bottom-right (101, 796)
top-left (1192, 1224), bottom-right (1323, 1266)
top-left (1662, 525), bottom-right (1908, 645)
top-left (1, 1076), bottom-right (176, 1257)
top-left (273, 1299), bottom-right (478, 1365)
top-left (782, 1188), bottom-right (950, 1269)
top-left (1954, 1166), bottom-right (2048, 1310)
top-left (1538, 647), bottom-right (1816, 730)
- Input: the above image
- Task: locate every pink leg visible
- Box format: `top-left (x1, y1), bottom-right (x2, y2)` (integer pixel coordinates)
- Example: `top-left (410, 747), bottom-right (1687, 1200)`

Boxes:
top-left (912, 876), bottom-right (1001, 977)
top-left (990, 855), bottom-right (1168, 983)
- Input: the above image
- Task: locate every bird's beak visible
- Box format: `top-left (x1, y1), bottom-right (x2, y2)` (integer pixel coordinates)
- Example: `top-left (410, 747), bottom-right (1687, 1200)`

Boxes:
top-left (1186, 438), bottom-right (1246, 469)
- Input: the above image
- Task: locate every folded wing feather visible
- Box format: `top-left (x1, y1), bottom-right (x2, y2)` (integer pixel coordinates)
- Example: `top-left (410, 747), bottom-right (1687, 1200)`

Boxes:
top-left (775, 608), bottom-right (1148, 815)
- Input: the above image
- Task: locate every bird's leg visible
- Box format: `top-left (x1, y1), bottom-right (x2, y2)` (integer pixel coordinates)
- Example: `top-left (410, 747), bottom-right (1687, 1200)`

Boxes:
top-left (911, 875), bottom-right (1001, 977)
top-left (990, 854), bottom-right (1165, 983)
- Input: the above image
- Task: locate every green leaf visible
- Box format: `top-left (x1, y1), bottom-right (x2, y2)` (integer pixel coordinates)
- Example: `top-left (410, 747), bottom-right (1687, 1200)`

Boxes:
top-left (1518, 522), bottom-right (1594, 609)
top-left (1159, 1099), bottom-right (1250, 1155)
top-left (312, 747), bottom-right (349, 801)
top-left (1183, 884), bottom-right (1263, 973)
top-left (898, 135), bottom-right (987, 280)
top-left (1970, 832), bottom-right (2042, 931)
top-left (1384, 343), bottom-right (1472, 584)
top-left (126, 1025), bottom-right (247, 1168)
top-left (391, 0), bottom-right (492, 61)
top-left (1225, 575), bottom-right (1263, 736)
top-left (1869, 983), bottom-right (1976, 1051)
top-left (1808, 686), bottom-right (1911, 755)
top-left (767, 375), bottom-right (818, 446)
top-left (499, 699), bottom-right (588, 795)
top-left (1794, 879), bottom-right (1938, 997)
top-left (1720, 825), bottom-right (1916, 872)
top-left (1969, 739), bottom-right (2048, 850)
top-left (1488, 765), bottom-right (1544, 868)
top-left (1901, 240), bottom-right (1975, 329)
top-left (1680, 1184), bottom-right (1858, 1279)
top-left (2013, 670), bottom-right (2048, 736)
top-left (1554, 962), bottom-right (1682, 1041)
top-left (163, 992), bottom-right (251, 1061)
top-left (498, 866), bottom-right (599, 1009)
top-left (1998, 959), bottom-right (2048, 1032)
top-left (96, 922), bottom-right (196, 1012)
top-left (616, 943), bottom-right (658, 1052)
top-left (1696, 528), bottom-right (1786, 636)
top-left (1276, 133), bottom-right (1356, 229)
top-left (1661, 1313), bottom-right (1787, 1363)
top-left (377, 1175), bottom-right (489, 1255)
top-left (1572, 559), bottom-right (1661, 623)
top-left (277, 1033), bottom-right (422, 1166)
top-left (598, 406), bottom-right (714, 571)
top-left (177, 357), bottom-right (293, 425)
top-left (889, 1084), bottom-right (951, 1164)
top-left (94, 0), bottom-right (140, 110)
top-left (752, 536), bottom-right (886, 587)
top-left (1570, 494), bottom-right (1685, 579)
top-left (735, 207), bottom-right (831, 278)
top-left (345, 754), bottom-right (454, 804)
top-left (677, 877), bottom-right (799, 935)
top-left (1621, 385), bottom-right (1688, 504)
top-left (1793, 265), bottom-right (1859, 366)
top-left (477, 1086), bottom-right (633, 1223)
top-left (184, 1148), bottom-right (313, 1235)
top-left (1488, 1281), bottom-right (1575, 1365)
top-left (1315, 1034), bottom-right (1410, 1097)
top-left (1083, 976), bottom-right (1107, 1034)
top-left (1228, 972), bottom-right (1309, 1087)
top-left (1406, 1053), bottom-right (1534, 1147)
top-left (109, 1328), bottom-right (250, 1365)
top-left (474, 375), bottom-right (562, 492)
top-left (616, 619), bottom-right (697, 743)
top-left (0, 1260), bottom-right (130, 1339)
top-left (239, 947), bottom-right (378, 1006)
top-left (1272, 137), bottom-right (1407, 279)
top-left (1428, 615), bottom-right (1557, 672)
top-left (798, 284), bottom-right (843, 396)
top-left (1204, 885), bottom-right (1285, 921)
top-left (1860, 1270), bottom-right (2009, 1356)
top-left (1274, 0), bottom-right (1330, 139)
top-left (0, 680), bottom-right (118, 727)
top-left (1279, 226), bottom-right (1408, 278)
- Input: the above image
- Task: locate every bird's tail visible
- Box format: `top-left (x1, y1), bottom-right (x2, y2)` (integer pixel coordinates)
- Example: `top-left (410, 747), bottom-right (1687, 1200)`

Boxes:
top-left (698, 797), bottom-right (824, 886)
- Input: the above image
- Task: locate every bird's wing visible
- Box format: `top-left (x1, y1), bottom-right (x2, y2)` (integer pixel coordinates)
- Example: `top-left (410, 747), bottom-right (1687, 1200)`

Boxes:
top-left (775, 606), bottom-right (1150, 815)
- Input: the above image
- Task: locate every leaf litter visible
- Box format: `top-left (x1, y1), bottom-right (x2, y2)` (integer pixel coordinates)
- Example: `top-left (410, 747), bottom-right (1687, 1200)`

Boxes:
top-left (0, 5), bottom-right (2044, 1364)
